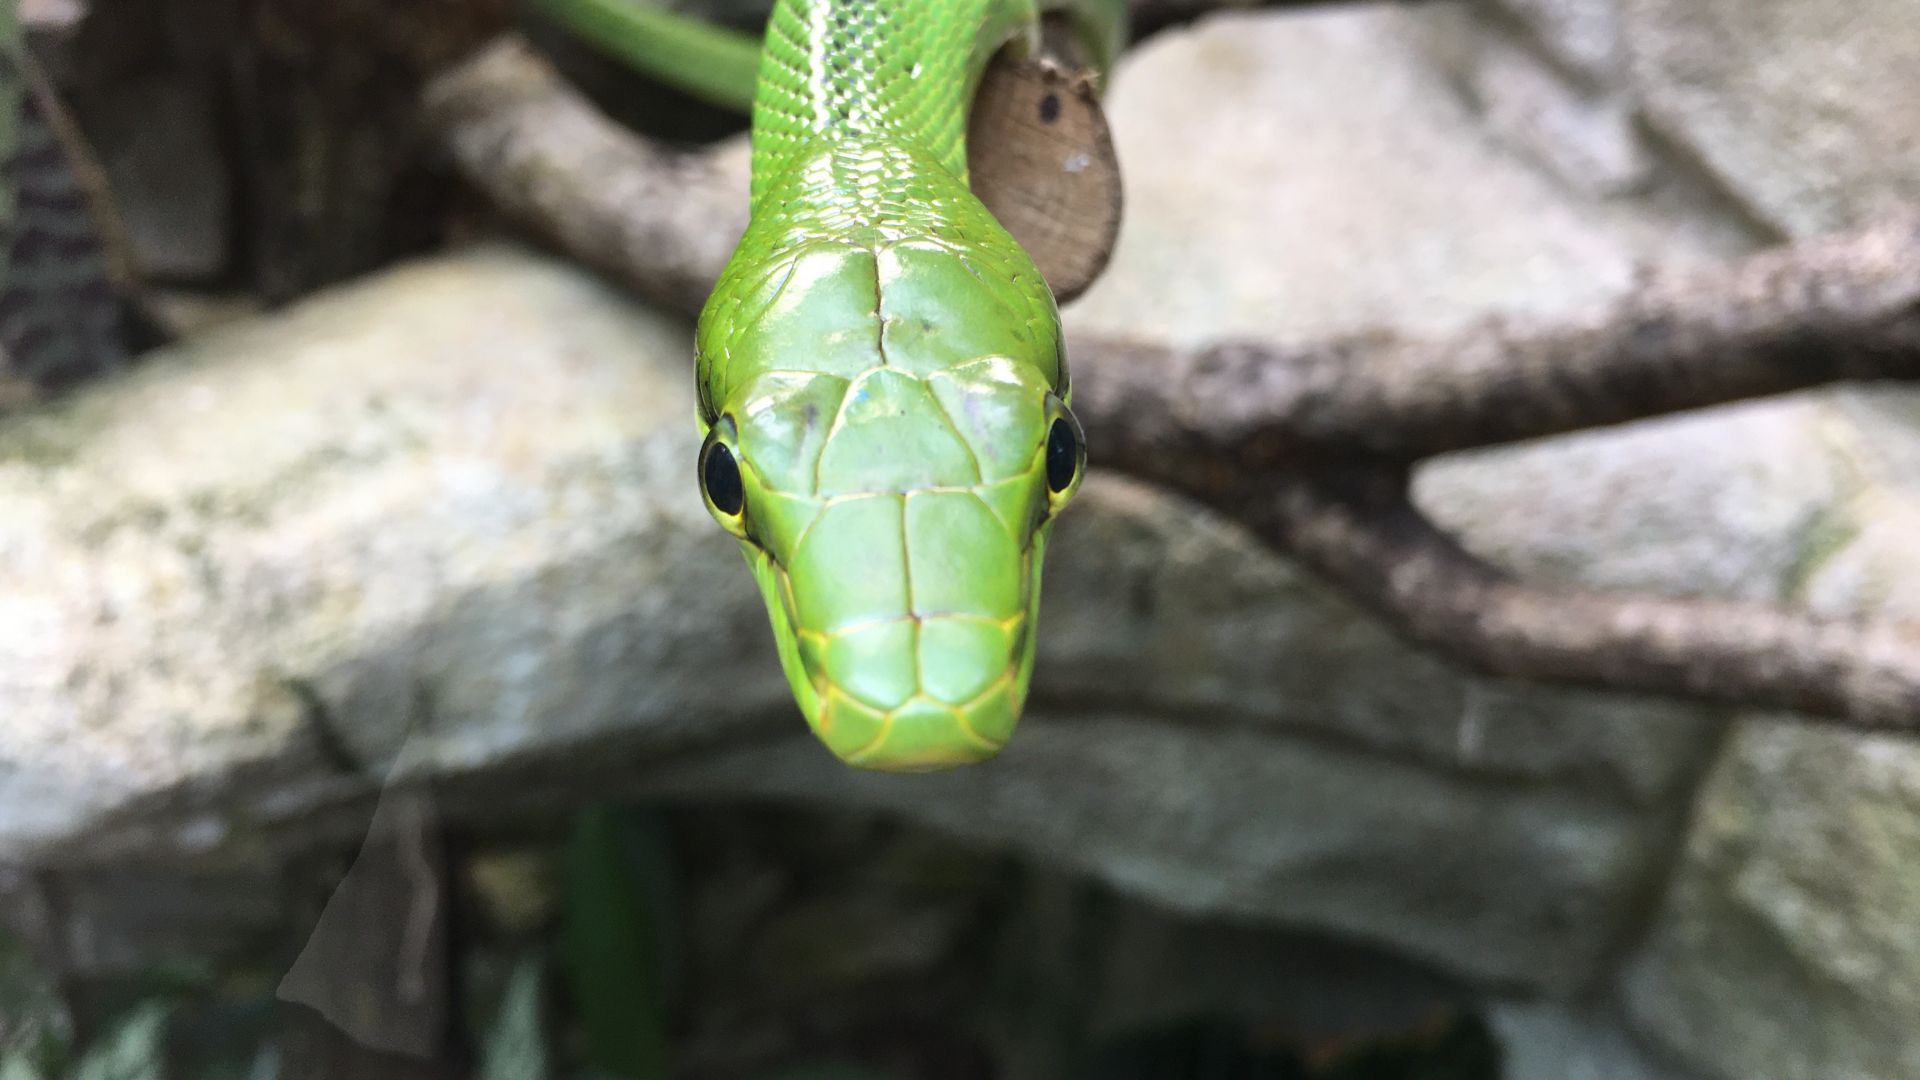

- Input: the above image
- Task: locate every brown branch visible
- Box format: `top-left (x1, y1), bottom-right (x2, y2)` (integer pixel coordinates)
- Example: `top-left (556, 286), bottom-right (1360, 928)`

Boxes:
top-left (1070, 219), bottom-right (1920, 463)
top-left (424, 38), bottom-right (744, 318)
top-left (1236, 467), bottom-right (1920, 732)
top-left (422, 36), bottom-right (1920, 734)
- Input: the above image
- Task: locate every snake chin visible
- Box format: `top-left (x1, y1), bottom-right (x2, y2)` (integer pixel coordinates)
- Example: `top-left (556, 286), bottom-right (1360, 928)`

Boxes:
top-left (745, 524), bottom-right (1050, 773)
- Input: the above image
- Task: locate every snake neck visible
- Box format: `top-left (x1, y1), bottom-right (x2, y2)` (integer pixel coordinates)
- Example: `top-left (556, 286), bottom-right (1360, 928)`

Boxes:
top-left (748, 0), bottom-right (1040, 210)
top-left (749, 137), bottom-right (974, 246)
top-left (697, 133), bottom-right (1064, 419)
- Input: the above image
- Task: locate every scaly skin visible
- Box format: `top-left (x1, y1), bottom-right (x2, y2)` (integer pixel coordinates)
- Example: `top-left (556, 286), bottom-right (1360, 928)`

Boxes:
top-left (694, 0), bottom-right (1122, 771)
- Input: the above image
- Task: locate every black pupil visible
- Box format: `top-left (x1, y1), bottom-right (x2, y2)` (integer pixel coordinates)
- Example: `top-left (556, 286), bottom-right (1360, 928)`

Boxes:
top-left (1045, 418), bottom-right (1077, 493)
top-left (704, 441), bottom-right (744, 515)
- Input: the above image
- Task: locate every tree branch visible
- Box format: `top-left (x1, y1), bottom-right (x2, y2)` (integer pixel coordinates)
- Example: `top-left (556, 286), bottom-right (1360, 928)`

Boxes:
top-left (1069, 219), bottom-right (1920, 463)
top-left (423, 36), bottom-right (1920, 734)
top-left (1241, 467), bottom-right (1920, 732)
top-left (424, 39), bottom-right (744, 317)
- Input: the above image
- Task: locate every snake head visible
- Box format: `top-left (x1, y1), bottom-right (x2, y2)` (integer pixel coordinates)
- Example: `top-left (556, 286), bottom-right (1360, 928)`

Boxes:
top-left (699, 351), bottom-right (1085, 771)
top-left (695, 221), bottom-right (1086, 770)
top-left (695, 142), bottom-right (1084, 771)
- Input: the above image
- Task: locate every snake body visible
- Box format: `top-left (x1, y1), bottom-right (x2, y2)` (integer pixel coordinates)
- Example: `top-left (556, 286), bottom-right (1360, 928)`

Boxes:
top-left (687, 0), bottom-right (1125, 771)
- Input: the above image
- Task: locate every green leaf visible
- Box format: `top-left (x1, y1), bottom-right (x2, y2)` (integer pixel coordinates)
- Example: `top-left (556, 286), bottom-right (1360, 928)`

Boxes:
top-left (562, 808), bottom-right (675, 1080)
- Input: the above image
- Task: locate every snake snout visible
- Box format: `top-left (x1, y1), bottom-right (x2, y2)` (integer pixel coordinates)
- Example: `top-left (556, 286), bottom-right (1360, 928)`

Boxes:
top-left (803, 612), bottom-right (1028, 772)
top-left (776, 489), bottom-right (1040, 772)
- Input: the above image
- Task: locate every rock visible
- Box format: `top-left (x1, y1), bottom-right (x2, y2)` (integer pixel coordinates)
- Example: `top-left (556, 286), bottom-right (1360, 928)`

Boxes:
top-left (1415, 396), bottom-right (1846, 607)
top-left (1422, 9), bottom-right (1652, 197)
top-left (1618, 391), bottom-right (1920, 1080)
top-left (1069, 4), bottom-right (1739, 348)
top-left (1487, 0), bottom-right (1625, 84)
top-left (1490, 997), bottom-right (1700, 1080)
top-left (0, 244), bottom-right (751, 864)
top-left (61, 0), bottom-right (510, 299)
top-left (1410, 8), bottom-right (1920, 1073)
top-left (278, 780), bottom-right (450, 1060)
top-left (1622, 0), bottom-right (1920, 236)
top-left (1621, 721), bottom-right (1920, 1080)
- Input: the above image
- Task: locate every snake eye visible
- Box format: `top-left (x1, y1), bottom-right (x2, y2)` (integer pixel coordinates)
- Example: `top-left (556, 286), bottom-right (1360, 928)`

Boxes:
top-left (701, 436), bottom-right (745, 517)
top-left (1045, 413), bottom-right (1083, 495)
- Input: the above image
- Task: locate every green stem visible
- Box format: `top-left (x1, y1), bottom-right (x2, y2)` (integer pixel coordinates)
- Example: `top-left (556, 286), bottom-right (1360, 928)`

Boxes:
top-left (531, 0), bottom-right (762, 113)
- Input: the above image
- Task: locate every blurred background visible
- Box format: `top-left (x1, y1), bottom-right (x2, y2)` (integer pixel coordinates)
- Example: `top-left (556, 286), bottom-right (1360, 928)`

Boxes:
top-left (2, 0), bottom-right (1918, 1078)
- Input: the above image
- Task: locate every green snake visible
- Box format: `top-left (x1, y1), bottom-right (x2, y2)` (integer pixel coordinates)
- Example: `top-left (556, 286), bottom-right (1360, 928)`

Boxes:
top-left (552, 0), bottom-right (1127, 771)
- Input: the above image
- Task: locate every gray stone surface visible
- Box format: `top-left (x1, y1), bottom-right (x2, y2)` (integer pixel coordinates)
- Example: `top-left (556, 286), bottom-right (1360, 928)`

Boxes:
top-left (0, 246), bottom-right (766, 860)
top-left (1622, 0), bottom-right (1920, 237)
top-left (1422, 8), bottom-right (1651, 197)
top-left (1488, 0), bottom-right (1625, 84)
top-left (1416, 396), bottom-right (1846, 606)
top-left (1618, 392), bottom-right (1920, 1080)
top-left (1622, 720), bottom-right (1920, 1080)
top-left (1069, 5), bottom-right (1743, 348)
top-left (1467, 38), bottom-right (1649, 197)
top-left (1491, 997), bottom-right (1700, 1080)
